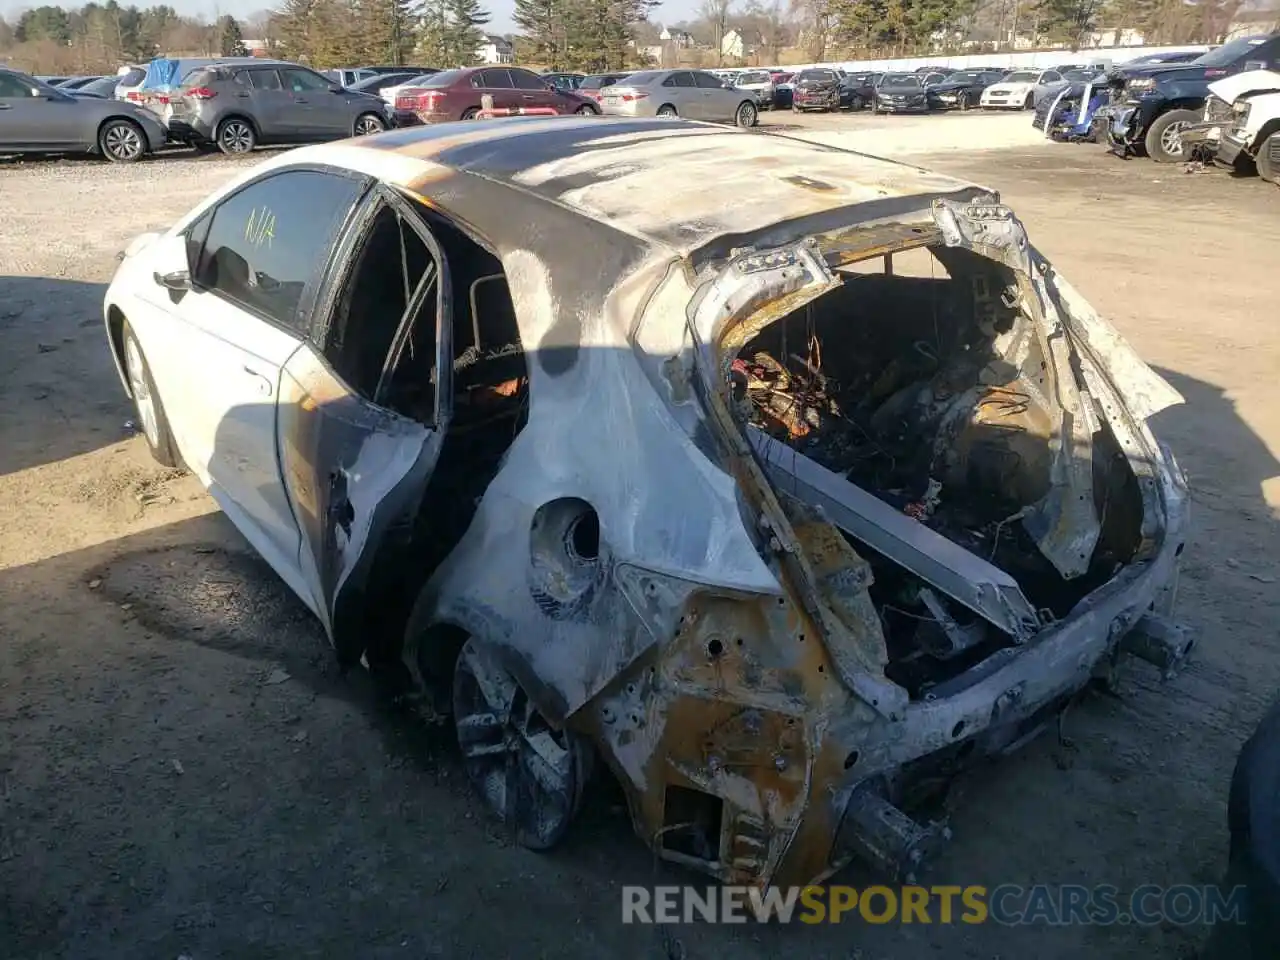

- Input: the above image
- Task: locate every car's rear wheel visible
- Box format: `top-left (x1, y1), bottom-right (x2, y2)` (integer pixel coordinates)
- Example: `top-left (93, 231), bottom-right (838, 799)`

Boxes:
top-left (453, 636), bottom-right (591, 850)
top-left (736, 101), bottom-right (757, 127)
top-left (958, 91), bottom-right (973, 110)
top-left (574, 104), bottom-right (597, 115)
top-left (1145, 108), bottom-right (1200, 163)
top-left (354, 112), bottom-right (385, 136)
top-left (121, 321), bottom-right (179, 467)
top-left (461, 107), bottom-right (481, 120)
top-left (1024, 92), bottom-right (1035, 109)
top-left (98, 119), bottom-right (146, 163)
top-left (216, 117), bottom-right (256, 155)
top-left (1256, 132), bottom-right (1279, 184)
top-left (657, 103), bottom-right (678, 118)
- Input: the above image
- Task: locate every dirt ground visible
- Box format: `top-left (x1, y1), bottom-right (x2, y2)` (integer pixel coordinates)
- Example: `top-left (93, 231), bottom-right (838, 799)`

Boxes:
top-left (1, 127), bottom-right (1279, 960)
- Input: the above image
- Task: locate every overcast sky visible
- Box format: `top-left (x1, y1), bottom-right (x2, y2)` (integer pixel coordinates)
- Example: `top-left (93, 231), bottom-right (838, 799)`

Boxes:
top-left (0, 0), bottom-right (705, 37)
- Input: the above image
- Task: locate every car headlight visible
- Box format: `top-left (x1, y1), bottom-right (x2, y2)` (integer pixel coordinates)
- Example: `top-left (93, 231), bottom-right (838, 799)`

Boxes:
top-left (1127, 78), bottom-right (1154, 93)
top-left (1231, 100), bottom-right (1251, 137)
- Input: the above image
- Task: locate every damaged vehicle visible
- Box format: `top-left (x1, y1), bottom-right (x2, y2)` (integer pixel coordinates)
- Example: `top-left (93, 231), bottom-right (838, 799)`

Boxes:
top-left (1103, 33), bottom-right (1280, 162)
top-left (102, 117), bottom-right (1191, 889)
top-left (1180, 69), bottom-right (1280, 181)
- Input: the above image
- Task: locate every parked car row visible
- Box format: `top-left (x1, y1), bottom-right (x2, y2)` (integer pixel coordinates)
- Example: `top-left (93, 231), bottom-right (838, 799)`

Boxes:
top-left (1032, 33), bottom-right (1280, 187)
top-left (0, 59), bottom-right (614, 162)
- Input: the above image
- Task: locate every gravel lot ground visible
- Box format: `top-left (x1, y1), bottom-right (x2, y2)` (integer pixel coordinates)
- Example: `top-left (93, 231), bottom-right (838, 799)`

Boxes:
top-left (2, 115), bottom-right (1279, 959)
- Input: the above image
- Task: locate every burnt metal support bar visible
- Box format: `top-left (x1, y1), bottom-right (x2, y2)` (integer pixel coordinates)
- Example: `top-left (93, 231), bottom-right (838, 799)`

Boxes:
top-left (747, 427), bottom-right (1042, 641)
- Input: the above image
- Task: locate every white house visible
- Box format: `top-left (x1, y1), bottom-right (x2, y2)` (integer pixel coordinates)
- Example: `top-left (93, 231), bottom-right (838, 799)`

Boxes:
top-left (476, 35), bottom-right (514, 64)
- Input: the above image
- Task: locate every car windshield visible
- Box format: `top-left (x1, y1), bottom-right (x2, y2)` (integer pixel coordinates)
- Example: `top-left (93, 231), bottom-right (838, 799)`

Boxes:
top-left (117, 67), bottom-right (145, 86)
top-left (738, 71), bottom-right (770, 84)
top-left (1005, 71), bottom-right (1038, 83)
top-left (622, 70), bottom-right (664, 85)
top-left (1193, 36), bottom-right (1268, 66)
top-left (797, 70), bottom-right (835, 82)
top-left (416, 70), bottom-right (463, 87)
top-left (947, 71), bottom-right (983, 82)
top-left (580, 75), bottom-right (617, 89)
top-left (1062, 69), bottom-right (1094, 80)
top-left (881, 74), bottom-right (920, 86)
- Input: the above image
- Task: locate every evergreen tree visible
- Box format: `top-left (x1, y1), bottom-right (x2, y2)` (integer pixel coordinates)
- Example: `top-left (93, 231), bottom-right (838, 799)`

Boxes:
top-left (513, 0), bottom-right (563, 67)
top-left (215, 14), bottom-right (247, 56)
top-left (442, 0), bottom-right (488, 66)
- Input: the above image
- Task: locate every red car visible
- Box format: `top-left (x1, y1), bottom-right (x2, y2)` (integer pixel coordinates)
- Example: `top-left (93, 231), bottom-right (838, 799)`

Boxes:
top-left (393, 66), bottom-right (600, 124)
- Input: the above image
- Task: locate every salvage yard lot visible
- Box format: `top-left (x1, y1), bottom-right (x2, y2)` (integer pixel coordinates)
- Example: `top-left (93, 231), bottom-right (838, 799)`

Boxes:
top-left (1, 124), bottom-right (1279, 959)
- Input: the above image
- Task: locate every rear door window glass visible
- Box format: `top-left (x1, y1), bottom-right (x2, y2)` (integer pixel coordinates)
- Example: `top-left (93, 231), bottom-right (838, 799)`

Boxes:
top-left (250, 70), bottom-right (283, 91)
top-left (193, 170), bottom-right (367, 333)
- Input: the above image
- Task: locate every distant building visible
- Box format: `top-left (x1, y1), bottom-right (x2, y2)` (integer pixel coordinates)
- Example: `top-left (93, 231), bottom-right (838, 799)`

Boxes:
top-left (721, 28), bottom-right (763, 59)
top-left (476, 35), bottom-right (514, 64)
top-left (1085, 27), bottom-right (1145, 47)
top-left (659, 27), bottom-right (695, 49)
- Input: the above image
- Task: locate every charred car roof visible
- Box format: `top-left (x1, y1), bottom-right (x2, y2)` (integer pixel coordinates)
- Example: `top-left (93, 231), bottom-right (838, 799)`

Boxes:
top-left (314, 116), bottom-right (990, 256)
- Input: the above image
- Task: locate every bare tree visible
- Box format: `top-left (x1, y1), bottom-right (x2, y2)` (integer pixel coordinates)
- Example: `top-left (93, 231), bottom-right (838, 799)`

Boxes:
top-left (700, 0), bottom-right (732, 64)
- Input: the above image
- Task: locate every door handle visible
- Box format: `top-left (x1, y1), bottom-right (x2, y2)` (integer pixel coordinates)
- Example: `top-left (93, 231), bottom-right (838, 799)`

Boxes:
top-left (235, 92), bottom-right (250, 98)
top-left (522, 94), bottom-right (536, 99)
top-left (243, 365), bottom-right (273, 397)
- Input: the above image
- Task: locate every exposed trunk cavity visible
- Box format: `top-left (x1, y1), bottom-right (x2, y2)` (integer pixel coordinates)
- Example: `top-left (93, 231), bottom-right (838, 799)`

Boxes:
top-left (720, 230), bottom-right (1145, 700)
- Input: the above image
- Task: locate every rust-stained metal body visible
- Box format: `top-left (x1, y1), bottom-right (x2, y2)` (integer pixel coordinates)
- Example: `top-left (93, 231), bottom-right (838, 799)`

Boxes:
top-left (113, 118), bottom-right (1189, 889)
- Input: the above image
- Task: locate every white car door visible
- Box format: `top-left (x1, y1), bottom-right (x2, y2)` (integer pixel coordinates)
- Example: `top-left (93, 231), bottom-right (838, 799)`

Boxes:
top-left (139, 167), bottom-right (371, 601)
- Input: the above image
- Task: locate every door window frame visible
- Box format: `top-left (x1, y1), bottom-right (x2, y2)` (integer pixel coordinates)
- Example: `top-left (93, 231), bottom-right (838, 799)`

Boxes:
top-left (309, 184), bottom-right (454, 427)
top-left (183, 165), bottom-right (372, 338)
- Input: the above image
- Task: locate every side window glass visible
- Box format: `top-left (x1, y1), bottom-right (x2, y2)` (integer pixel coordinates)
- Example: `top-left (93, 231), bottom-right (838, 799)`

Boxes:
top-left (0, 74), bottom-right (34, 97)
top-left (281, 69), bottom-right (330, 93)
top-left (662, 74), bottom-right (676, 88)
top-left (250, 70), bottom-right (282, 91)
top-left (232, 70), bottom-right (251, 86)
top-left (482, 69), bottom-right (513, 89)
top-left (326, 202), bottom-right (437, 412)
top-left (673, 72), bottom-right (695, 88)
top-left (509, 69), bottom-right (546, 90)
top-left (693, 72), bottom-right (722, 89)
top-left (194, 171), bottom-right (366, 333)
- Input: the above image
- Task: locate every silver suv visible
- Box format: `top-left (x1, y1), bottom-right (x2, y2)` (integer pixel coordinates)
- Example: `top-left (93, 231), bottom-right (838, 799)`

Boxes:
top-left (163, 60), bottom-right (393, 155)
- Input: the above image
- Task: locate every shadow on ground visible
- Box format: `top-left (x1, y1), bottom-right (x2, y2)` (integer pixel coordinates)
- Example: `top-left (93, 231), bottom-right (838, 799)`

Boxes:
top-left (0, 277), bottom-right (128, 477)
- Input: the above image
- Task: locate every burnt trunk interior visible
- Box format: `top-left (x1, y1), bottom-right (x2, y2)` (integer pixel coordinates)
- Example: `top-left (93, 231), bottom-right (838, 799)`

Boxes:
top-left (731, 254), bottom-right (1143, 697)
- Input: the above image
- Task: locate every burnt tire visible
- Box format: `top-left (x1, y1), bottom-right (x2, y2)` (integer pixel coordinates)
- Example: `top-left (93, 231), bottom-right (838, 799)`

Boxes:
top-left (452, 637), bottom-right (592, 850)
top-left (1144, 108), bottom-right (1200, 163)
top-left (1257, 132), bottom-right (1279, 184)
top-left (98, 118), bottom-right (146, 163)
top-left (121, 321), bottom-right (179, 467)
top-left (216, 117), bottom-right (256, 155)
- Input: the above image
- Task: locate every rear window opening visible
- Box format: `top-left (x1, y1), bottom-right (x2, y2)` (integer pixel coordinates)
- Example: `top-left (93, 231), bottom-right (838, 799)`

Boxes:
top-left (724, 242), bottom-right (1145, 699)
top-left (327, 202), bottom-right (528, 646)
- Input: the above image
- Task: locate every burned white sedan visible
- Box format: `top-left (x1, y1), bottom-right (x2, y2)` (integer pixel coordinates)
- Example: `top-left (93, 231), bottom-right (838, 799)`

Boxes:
top-left (103, 117), bottom-right (1190, 887)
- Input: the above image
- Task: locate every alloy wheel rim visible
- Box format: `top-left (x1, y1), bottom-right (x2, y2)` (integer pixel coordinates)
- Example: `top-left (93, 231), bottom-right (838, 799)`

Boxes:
top-left (739, 103), bottom-right (755, 126)
top-left (221, 122), bottom-right (252, 152)
top-left (104, 124), bottom-right (142, 160)
top-left (124, 339), bottom-right (159, 448)
top-left (453, 639), bottom-right (576, 847)
top-left (355, 116), bottom-right (383, 135)
top-left (1161, 122), bottom-right (1188, 156)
